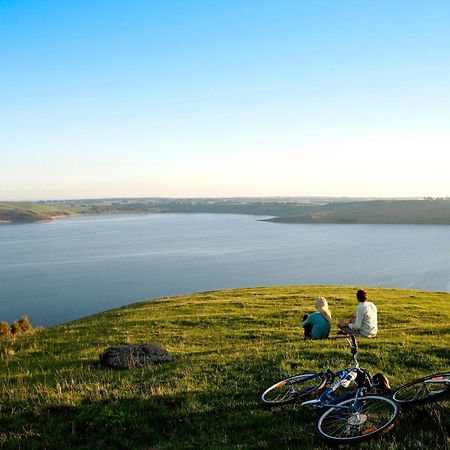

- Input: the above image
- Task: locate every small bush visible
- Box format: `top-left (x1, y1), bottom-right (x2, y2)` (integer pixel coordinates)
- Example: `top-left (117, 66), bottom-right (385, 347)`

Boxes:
top-left (17, 315), bottom-right (33, 333)
top-left (0, 321), bottom-right (11, 337)
top-left (10, 316), bottom-right (33, 335)
top-left (10, 320), bottom-right (20, 335)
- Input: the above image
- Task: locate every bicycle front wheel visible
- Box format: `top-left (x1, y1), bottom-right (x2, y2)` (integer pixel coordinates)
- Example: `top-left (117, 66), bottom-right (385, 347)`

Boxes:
top-left (393, 372), bottom-right (450, 406)
top-left (316, 395), bottom-right (400, 444)
top-left (261, 372), bottom-right (326, 406)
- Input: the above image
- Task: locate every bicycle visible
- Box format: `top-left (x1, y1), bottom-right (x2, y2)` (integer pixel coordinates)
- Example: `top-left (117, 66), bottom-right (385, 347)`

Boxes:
top-left (393, 371), bottom-right (450, 406)
top-left (261, 335), bottom-right (400, 444)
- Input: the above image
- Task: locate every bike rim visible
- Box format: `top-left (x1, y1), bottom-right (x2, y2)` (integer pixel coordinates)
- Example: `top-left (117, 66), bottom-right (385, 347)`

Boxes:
top-left (394, 377), bottom-right (449, 403)
top-left (317, 396), bottom-right (398, 442)
top-left (262, 374), bottom-right (324, 404)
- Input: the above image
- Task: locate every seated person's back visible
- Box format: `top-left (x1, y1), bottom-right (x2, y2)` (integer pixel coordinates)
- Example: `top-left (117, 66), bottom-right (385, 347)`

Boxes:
top-left (302, 296), bottom-right (332, 339)
top-left (352, 300), bottom-right (377, 337)
top-left (338, 289), bottom-right (378, 338)
top-left (302, 311), bottom-right (331, 339)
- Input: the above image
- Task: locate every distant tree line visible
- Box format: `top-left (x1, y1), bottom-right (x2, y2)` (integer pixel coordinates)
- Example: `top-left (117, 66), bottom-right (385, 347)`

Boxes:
top-left (424, 197), bottom-right (450, 201)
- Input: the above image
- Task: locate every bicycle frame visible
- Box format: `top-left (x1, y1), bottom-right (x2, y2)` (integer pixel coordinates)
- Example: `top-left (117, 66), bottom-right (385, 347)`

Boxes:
top-left (261, 335), bottom-right (401, 443)
top-left (300, 336), bottom-right (366, 411)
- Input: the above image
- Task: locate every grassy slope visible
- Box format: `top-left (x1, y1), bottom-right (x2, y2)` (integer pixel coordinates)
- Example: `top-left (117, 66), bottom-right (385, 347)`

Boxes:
top-left (0, 202), bottom-right (80, 222)
top-left (267, 200), bottom-right (450, 224)
top-left (0, 286), bottom-right (449, 449)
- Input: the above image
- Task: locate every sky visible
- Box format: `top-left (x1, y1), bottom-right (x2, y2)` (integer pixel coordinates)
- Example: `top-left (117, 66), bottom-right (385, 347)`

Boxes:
top-left (1, 0), bottom-right (449, 200)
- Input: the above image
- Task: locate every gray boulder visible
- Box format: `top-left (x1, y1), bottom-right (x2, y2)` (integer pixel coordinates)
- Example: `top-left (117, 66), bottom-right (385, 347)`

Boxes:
top-left (99, 344), bottom-right (172, 369)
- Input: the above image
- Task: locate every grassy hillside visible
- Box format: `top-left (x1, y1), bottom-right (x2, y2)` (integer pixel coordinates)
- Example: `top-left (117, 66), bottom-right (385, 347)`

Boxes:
top-left (1, 286), bottom-right (449, 449)
top-left (267, 199), bottom-right (450, 225)
top-left (0, 202), bottom-right (79, 223)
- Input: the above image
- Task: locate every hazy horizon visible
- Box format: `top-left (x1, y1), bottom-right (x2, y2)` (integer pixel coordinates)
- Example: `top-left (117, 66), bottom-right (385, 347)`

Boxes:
top-left (1, 1), bottom-right (449, 200)
top-left (0, 194), bottom-right (427, 203)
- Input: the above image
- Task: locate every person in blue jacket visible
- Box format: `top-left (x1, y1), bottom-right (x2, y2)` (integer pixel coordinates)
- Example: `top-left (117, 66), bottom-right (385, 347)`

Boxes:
top-left (302, 297), bottom-right (332, 339)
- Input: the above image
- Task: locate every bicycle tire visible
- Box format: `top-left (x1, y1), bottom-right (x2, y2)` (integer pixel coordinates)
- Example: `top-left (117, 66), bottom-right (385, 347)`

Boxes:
top-left (393, 372), bottom-right (450, 406)
top-left (316, 394), bottom-right (400, 444)
top-left (261, 372), bottom-right (326, 406)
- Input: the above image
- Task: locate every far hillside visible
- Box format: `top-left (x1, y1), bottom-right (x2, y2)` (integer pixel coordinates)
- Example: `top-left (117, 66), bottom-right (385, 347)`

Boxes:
top-left (0, 202), bottom-right (79, 223)
top-left (266, 199), bottom-right (450, 225)
top-left (2, 198), bottom-right (450, 225)
top-left (0, 198), bottom-right (319, 223)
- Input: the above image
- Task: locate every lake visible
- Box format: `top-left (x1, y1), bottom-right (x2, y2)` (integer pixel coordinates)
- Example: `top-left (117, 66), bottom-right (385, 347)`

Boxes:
top-left (1, 213), bottom-right (450, 327)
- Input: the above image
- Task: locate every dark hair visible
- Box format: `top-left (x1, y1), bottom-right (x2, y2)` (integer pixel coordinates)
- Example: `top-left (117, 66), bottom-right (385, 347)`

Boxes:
top-left (356, 289), bottom-right (367, 302)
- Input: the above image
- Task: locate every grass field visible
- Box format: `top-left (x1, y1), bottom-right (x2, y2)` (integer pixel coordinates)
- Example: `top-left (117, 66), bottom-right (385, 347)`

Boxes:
top-left (0, 202), bottom-right (80, 223)
top-left (267, 200), bottom-right (450, 225)
top-left (1, 285), bottom-right (449, 449)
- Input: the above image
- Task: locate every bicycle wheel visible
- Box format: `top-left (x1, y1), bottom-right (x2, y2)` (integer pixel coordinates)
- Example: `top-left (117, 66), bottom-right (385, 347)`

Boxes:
top-left (393, 372), bottom-right (450, 406)
top-left (261, 372), bottom-right (326, 406)
top-left (316, 395), bottom-right (400, 444)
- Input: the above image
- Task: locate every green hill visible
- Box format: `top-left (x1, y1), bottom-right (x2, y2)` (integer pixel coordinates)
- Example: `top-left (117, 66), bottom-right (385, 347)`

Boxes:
top-left (266, 199), bottom-right (450, 224)
top-left (0, 202), bottom-right (78, 223)
top-left (1, 286), bottom-right (449, 449)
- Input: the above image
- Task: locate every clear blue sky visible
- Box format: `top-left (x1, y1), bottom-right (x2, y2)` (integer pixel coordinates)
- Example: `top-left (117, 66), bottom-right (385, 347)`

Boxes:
top-left (1, 0), bottom-right (449, 200)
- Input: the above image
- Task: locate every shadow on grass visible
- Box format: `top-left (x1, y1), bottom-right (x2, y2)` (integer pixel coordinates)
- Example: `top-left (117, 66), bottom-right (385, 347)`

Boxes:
top-left (5, 389), bottom-right (446, 450)
top-left (1, 353), bottom-right (449, 450)
top-left (0, 352), bottom-right (319, 449)
top-left (1, 392), bottom-right (315, 450)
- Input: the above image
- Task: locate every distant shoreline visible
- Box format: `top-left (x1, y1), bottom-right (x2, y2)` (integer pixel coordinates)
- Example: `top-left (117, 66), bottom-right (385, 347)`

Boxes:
top-left (2, 198), bottom-right (450, 226)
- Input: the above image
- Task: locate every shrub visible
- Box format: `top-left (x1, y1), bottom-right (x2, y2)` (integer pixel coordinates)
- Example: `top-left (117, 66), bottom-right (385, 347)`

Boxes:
top-left (17, 315), bottom-right (33, 333)
top-left (10, 316), bottom-right (33, 335)
top-left (0, 321), bottom-right (11, 337)
top-left (10, 320), bottom-right (20, 335)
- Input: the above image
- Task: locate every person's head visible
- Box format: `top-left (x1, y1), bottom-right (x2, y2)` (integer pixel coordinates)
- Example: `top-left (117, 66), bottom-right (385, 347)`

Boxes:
top-left (356, 289), bottom-right (367, 302)
top-left (315, 296), bottom-right (332, 323)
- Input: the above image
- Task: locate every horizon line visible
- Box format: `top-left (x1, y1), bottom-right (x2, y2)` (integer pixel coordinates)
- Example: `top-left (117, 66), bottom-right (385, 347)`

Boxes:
top-left (0, 195), bottom-right (430, 203)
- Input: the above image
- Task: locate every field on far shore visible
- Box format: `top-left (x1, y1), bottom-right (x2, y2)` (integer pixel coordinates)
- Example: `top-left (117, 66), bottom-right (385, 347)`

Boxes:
top-left (1, 285), bottom-right (449, 449)
top-left (3, 198), bottom-right (450, 225)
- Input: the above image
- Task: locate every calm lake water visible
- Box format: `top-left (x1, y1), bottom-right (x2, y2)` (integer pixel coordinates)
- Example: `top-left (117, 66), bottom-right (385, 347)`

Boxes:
top-left (1, 213), bottom-right (450, 327)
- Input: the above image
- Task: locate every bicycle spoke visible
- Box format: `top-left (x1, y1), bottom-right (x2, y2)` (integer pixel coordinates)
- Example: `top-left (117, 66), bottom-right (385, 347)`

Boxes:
top-left (272, 387), bottom-right (295, 402)
top-left (393, 373), bottom-right (450, 405)
top-left (261, 373), bottom-right (326, 405)
top-left (397, 381), bottom-right (445, 401)
top-left (317, 396), bottom-right (399, 443)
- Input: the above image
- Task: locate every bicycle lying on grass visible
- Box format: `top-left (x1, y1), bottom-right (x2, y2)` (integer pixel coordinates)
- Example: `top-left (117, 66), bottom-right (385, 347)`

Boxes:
top-left (261, 336), bottom-right (400, 444)
top-left (393, 371), bottom-right (450, 405)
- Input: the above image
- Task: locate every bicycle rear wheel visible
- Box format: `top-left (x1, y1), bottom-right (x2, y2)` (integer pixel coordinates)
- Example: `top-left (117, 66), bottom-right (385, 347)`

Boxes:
top-left (316, 395), bottom-right (400, 444)
top-left (393, 372), bottom-right (450, 406)
top-left (261, 372), bottom-right (326, 406)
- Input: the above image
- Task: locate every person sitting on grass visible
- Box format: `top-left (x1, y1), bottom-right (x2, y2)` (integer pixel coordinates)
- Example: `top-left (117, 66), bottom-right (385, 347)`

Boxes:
top-left (338, 289), bottom-right (378, 338)
top-left (302, 297), bottom-right (332, 339)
